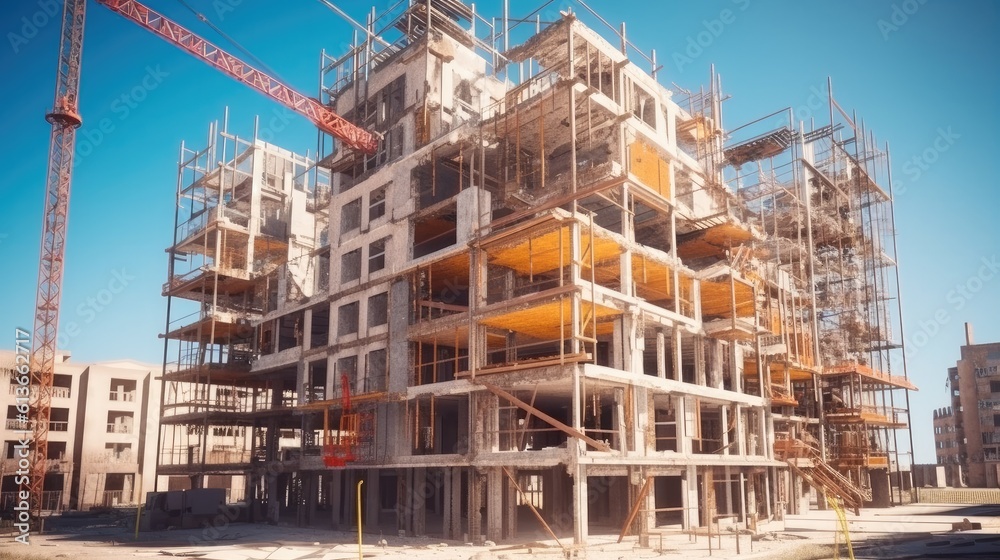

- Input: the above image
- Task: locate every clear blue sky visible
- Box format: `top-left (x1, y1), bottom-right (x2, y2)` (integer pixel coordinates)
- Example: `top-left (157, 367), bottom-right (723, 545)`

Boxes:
top-left (0, 0), bottom-right (997, 464)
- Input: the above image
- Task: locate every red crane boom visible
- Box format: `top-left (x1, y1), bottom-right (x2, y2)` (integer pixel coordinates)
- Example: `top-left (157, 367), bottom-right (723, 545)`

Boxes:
top-left (27, 0), bottom-right (87, 519)
top-left (96, 0), bottom-right (379, 154)
top-left (26, 0), bottom-right (377, 519)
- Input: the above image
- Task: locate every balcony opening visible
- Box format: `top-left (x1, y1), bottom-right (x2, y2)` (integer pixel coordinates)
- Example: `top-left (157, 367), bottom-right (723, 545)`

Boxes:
top-left (53, 374), bottom-right (72, 398)
top-left (414, 210), bottom-right (457, 258)
top-left (414, 155), bottom-right (465, 210)
top-left (278, 311), bottom-right (304, 351)
top-left (109, 378), bottom-right (137, 402)
top-left (47, 441), bottom-right (67, 461)
top-left (307, 360), bottom-right (327, 403)
top-left (107, 411), bottom-right (134, 434)
top-left (102, 473), bottom-right (133, 507)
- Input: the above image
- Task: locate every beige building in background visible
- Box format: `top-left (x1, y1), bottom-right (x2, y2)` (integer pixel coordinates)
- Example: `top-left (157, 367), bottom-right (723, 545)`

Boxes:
top-left (936, 324), bottom-right (1000, 488)
top-left (1, 350), bottom-right (160, 510)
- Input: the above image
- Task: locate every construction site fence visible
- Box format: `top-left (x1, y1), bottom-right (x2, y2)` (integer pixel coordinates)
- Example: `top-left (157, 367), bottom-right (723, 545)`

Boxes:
top-left (0, 491), bottom-right (63, 512)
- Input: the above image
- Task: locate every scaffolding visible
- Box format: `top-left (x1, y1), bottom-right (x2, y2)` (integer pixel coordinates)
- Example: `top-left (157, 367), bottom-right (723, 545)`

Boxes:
top-left (157, 0), bottom-right (914, 546)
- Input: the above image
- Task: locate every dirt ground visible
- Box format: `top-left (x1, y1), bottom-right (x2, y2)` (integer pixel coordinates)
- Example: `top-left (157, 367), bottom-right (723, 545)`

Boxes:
top-left (2, 503), bottom-right (999, 559)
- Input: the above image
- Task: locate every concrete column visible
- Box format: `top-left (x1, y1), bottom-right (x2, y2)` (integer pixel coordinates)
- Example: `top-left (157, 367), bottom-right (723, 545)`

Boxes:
top-left (486, 467), bottom-right (502, 543)
top-left (469, 469), bottom-right (483, 542)
top-left (303, 308), bottom-right (313, 351)
top-left (452, 468), bottom-right (463, 539)
top-left (720, 405), bottom-right (729, 455)
top-left (695, 337), bottom-right (706, 386)
top-left (734, 405), bottom-right (746, 456)
top-left (633, 387), bottom-right (649, 453)
top-left (443, 467), bottom-right (454, 539)
top-left (639, 474), bottom-right (655, 547)
top-left (411, 468), bottom-right (426, 536)
top-left (708, 339), bottom-right (723, 389)
top-left (724, 467), bottom-right (734, 519)
top-left (790, 470), bottom-right (802, 515)
top-left (306, 472), bottom-right (318, 526)
top-left (266, 471), bottom-right (279, 525)
top-left (394, 470), bottom-right (405, 534)
top-left (673, 328), bottom-right (683, 382)
top-left (656, 330), bottom-right (666, 378)
top-left (868, 468), bottom-right (891, 508)
top-left (682, 466), bottom-right (699, 529)
top-left (329, 470), bottom-right (342, 528)
top-left (614, 387), bottom-right (627, 452)
top-left (680, 396), bottom-right (696, 455)
top-left (745, 472), bottom-right (757, 526)
top-left (504, 468), bottom-right (517, 540)
top-left (365, 469), bottom-right (380, 530)
top-left (572, 465), bottom-right (589, 545)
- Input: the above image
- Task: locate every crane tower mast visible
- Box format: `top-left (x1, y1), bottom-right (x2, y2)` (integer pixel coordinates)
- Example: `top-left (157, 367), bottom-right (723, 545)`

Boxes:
top-left (28, 0), bottom-right (86, 518)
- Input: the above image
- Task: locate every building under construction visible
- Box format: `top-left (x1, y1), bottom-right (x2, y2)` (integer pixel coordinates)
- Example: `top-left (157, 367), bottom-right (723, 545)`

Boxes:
top-left (157, 0), bottom-right (915, 547)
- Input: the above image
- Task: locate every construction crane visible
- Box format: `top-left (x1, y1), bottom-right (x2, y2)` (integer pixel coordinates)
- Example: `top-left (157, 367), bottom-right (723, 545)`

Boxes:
top-left (27, 0), bottom-right (87, 519)
top-left (96, 0), bottom-right (379, 154)
top-left (27, 0), bottom-right (377, 517)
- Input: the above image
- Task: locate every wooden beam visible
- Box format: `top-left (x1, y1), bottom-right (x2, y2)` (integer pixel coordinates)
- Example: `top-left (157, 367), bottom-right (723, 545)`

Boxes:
top-left (502, 467), bottom-right (566, 552)
top-left (479, 381), bottom-right (612, 452)
top-left (517, 384), bottom-right (539, 451)
top-left (617, 476), bottom-right (653, 543)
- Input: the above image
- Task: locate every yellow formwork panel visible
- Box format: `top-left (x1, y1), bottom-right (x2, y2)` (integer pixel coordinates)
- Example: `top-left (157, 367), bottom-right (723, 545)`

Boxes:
top-left (488, 225), bottom-right (621, 276)
top-left (480, 298), bottom-right (619, 340)
top-left (629, 140), bottom-right (671, 199)
top-left (677, 222), bottom-right (753, 261)
top-left (700, 275), bottom-right (755, 318)
top-left (420, 252), bottom-right (471, 291)
top-left (742, 359), bottom-right (818, 382)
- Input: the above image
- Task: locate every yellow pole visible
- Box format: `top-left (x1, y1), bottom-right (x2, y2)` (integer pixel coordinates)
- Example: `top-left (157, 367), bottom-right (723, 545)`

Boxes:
top-left (134, 474), bottom-right (144, 540)
top-left (133, 504), bottom-right (142, 540)
top-left (357, 479), bottom-right (364, 560)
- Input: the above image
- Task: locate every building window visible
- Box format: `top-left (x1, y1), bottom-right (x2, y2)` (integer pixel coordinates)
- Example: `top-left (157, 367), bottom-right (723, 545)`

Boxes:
top-left (338, 302), bottom-right (359, 336)
top-left (368, 292), bottom-right (388, 328)
top-left (341, 249), bottom-right (361, 283)
top-left (994, 414), bottom-right (1000, 428)
top-left (366, 348), bottom-right (387, 393)
top-left (341, 198), bottom-right (361, 234)
top-left (991, 380), bottom-right (1000, 393)
top-left (369, 237), bottom-right (387, 273)
top-left (369, 184), bottom-right (387, 222)
top-left (337, 355), bottom-right (358, 392)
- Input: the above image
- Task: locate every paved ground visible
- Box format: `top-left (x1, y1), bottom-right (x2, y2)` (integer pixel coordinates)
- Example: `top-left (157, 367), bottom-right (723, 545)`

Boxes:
top-left (2, 503), bottom-right (998, 559)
